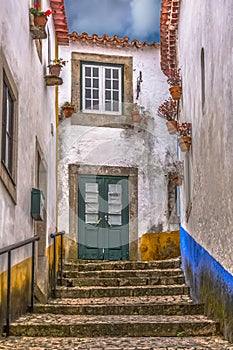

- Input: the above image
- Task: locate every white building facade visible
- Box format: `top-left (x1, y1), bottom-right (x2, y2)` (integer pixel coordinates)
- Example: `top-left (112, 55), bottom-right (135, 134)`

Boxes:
top-left (58, 34), bottom-right (178, 261)
top-left (0, 0), bottom-right (68, 331)
top-left (160, 0), bottom-right (233, 342)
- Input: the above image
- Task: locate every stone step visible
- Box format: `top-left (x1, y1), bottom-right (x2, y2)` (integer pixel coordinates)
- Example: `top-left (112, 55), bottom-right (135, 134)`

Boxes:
top-left (33, 295), bottom-right (204, 316)
top-left (62, 267), bottom-right (183, 279)
top-left (62, 274), bottom-right (185, 287)
top-left (1, 336), bottom-right (232, 349)
top-left (63, 257), bottom-right (181, 272)
top-left (9, 314), bottom-right (220, 338)
top-left (56, 284), bottom-right (190, 298)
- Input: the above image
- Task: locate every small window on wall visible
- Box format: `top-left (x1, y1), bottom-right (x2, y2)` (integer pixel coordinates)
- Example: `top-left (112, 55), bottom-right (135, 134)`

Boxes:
top-left (184, 152), bottom-right (192, 222)
top-left (81, 62), bottom-right (123, 115)
top-left (0, 59), bottom-right (18, 203)
top-left (201, 48), bottom-right (205, 110)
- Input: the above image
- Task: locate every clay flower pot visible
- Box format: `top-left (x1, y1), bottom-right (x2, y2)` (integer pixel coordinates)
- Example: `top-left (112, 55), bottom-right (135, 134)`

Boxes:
top-left (132, 109), bottom-right (142, 123)
top-left (171, 173), bottom-right (183, 187)
top-left (178, 136), bottom-right (192, 152)
top-left (49, 65), bottom-right (62, 77)
top-left (169, 86), bottom-right (182, 100)
top-left (33, 15), bottom-right (47, 27)
top-left (62, 107), bottom-right (74, 118)
top-left (166, 120), bottom-right (177, 135)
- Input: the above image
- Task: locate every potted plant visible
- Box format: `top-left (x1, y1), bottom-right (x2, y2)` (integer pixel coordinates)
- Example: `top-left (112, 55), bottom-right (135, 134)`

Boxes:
top-left (157, 98), bottom-right (177, 134)
top-left (131, 103), bottom-right (142, 123)
top-left (166, 68), bottom-right (182, 100)
top-left (29, 4), bottom-right (52, 27)
top-left (48, 58), bottom-right (68, 76)
top-left (169, 161), bottom-right (184, 187)
top-left (62, 102), bottom-right (75, 118)
top-left (177, 122), bottom-right (192, 152)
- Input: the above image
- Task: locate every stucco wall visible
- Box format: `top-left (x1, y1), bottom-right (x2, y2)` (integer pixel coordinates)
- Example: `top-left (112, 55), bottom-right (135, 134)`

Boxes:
top-left (0, 0), bottom-right (57, 268)
top-left (58, 43), bottom-right (178, 252)
top-left (178, 0), bottom-right (233, 341)
top-left (178, 0), bottom-right (233, 280)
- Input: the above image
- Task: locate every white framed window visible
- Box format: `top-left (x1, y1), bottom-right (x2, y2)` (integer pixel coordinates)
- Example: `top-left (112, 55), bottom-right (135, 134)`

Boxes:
top-left (0, 51), bottom-right (18, 203)
top-left (81, 63), bottom-right (123, 115)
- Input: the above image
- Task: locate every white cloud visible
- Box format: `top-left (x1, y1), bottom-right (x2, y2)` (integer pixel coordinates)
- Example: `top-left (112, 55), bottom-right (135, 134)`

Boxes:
top-left (64, 0), bottom-right (160, 42)
top-left (129, 0), bottom-right (160, 40)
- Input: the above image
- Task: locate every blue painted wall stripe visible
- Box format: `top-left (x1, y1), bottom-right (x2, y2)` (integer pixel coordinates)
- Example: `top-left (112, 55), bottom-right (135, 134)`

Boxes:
top-left (180, 226), bottom-right (233, 293)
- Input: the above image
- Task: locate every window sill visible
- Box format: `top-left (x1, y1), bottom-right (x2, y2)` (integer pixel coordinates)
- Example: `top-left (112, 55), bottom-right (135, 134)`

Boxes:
top-left (0, 162), bottom-right (17, 204)
top-left (71, 112), bottom-right (133, 129)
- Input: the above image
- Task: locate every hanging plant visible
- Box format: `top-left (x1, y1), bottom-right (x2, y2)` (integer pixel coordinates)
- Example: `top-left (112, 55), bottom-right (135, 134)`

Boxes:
top-left (177, 122), bottom-right (192, 152)
top-left (157, 98), bottom-right (178, 134)
top-left (61, 102), bottom-right (75, 118)
top-left (131, 103), bottom-right (143, 123)
top-left (48, 58), bottom-right (68, 76)
top-left (166, 68), bottom-right (182, 101)
top-left (29, 4), bottom-right (52, 27)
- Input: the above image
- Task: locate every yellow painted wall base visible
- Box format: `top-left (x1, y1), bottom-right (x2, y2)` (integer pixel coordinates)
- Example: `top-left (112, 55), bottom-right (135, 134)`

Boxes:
top-left (139, 230), bottom-right (180, 261)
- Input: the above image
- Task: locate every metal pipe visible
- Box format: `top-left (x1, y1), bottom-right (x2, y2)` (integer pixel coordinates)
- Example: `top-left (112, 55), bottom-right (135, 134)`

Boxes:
top-left (31, 241), bottom-right (35, 310)
top-left (6, 251), bottom-right (11, 336)
top-left (60, 234), bottom-right (63, 286)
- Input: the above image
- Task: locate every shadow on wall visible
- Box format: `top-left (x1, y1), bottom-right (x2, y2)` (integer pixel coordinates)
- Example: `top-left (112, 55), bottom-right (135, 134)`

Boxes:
top-left (139, 230), bottom-right (180, 261)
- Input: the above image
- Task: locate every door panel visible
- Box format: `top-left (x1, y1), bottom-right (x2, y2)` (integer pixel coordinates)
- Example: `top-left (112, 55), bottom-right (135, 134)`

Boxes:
top-left (78, 175), bottom-right (129, 260)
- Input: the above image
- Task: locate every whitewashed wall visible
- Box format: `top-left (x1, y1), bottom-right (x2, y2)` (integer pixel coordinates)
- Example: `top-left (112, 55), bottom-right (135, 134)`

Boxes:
top-left (0, 0), bottom-right (57, 271)
top-left (178, 0), bottom-right (233, 273)
top-left (58, 43), bottom-right (177, 239)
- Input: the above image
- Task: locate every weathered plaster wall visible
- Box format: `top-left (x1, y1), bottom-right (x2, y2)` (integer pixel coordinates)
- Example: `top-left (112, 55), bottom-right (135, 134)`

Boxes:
top-left (0, 0), bottom-right (57, 268)
top-left (58, 43), bottom-right (178, 249)
top-left (0, 0), bottom-right (57, 328)
top-left (178, 0), bottom-right (233, 341)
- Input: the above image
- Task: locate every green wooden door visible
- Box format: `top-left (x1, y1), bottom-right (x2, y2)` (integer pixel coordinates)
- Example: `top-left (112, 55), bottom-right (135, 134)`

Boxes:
top-left (78, 175), bottom-right (129, 260)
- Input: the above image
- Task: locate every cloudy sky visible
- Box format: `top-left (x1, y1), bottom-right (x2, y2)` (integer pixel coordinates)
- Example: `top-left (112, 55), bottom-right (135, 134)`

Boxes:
top-left (64, 0), bottom-right (161, 43)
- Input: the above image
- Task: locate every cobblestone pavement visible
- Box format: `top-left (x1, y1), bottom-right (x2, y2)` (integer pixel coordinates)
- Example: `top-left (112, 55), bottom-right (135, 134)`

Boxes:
top-left (0, 336), bottom-right (233, 349)
top-left (47, 295), bottom-right (193, 305)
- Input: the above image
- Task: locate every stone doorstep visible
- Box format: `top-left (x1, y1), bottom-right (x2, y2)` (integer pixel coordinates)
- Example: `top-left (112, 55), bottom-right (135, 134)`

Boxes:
top-left (56, 284), bottom-right (190, 299)
top-left (62, 268), bottom-right (183, 279)
top-left (0, 336), bottom-right (233, 350)
top-left (63, 258), bottom-right (181, 272)
top-left (33, 301), bottom-right (204, 316)
top-left (9, 314), bottom-right (219, 338)
top-left (61, 275), bottom-right (185, 287)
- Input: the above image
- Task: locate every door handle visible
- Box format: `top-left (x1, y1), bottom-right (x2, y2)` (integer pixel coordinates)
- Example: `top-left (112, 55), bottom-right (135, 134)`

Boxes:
top-left (104, 215), bottom-right (112, 227)
top-left (95, 217), bottom-right (102, 226)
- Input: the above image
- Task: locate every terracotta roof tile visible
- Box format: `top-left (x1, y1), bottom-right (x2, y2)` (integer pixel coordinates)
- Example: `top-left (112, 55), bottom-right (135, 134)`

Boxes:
top-left (50, 0), bottom-right (69, 45)
top-left (160, 0), bottom-right (180, 76)
top-left (69, 32), bottom-right (160, 49)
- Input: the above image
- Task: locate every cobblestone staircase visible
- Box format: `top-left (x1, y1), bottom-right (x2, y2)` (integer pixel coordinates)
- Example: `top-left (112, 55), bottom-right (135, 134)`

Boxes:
top-left (1, 258), bottom-right (232, 349)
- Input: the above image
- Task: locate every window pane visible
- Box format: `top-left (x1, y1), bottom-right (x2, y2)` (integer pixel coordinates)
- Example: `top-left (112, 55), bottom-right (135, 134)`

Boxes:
top-left (93, 67), bottom-right (99, 77)
top-left (85, 99), bottom-right (91, 109)
top-left (105, 91), bottom-right (111, 100)
top-left (85, 78), bottom-right (91, 87)
top-left (105, 69), bottom-right (111, 78)
top-left (105, 80), bottom-right (111, 89)
top-left (113, 91), bottom-right (119, 101)
top-left (85, 67), bottom-right (91, 76)
top-left (113, 101), bottom-right (119, 112)
top-left (113, 69), bottom-right (119, 79)
top-left (85, 89), bottom-right (91, 98)
top-left (93, 100), bottom-right (99, 110)
top-left (93, 90), bottom-right (99, 99)
top-left (105, 102), bottom-right (111, 111)
top-left (93, 79), bottom-right (99, 88)
top-left (113, 80), bottom-right (119, 89)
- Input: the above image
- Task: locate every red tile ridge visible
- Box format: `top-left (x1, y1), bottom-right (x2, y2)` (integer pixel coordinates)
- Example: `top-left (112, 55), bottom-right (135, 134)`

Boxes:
top-left (160, 0), bottom-right (181, 76)
top-left (50, 0), bottom-right (69, 45)
top-left (69, 32), bottom-right (160, 49)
